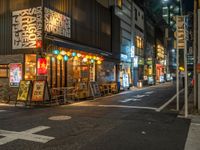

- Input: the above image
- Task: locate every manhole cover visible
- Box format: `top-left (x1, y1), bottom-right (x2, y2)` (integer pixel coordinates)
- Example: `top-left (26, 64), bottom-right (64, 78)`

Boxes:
top-left (48, 115), bottom-right (72, 121)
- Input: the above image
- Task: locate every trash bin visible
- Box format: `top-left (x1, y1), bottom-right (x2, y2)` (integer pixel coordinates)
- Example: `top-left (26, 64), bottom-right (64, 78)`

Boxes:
top-left (137, 80), bottom-right (143, 88)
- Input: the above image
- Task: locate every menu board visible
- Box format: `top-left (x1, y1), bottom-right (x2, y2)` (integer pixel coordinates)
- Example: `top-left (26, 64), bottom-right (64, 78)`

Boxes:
top-left (9, 63), bottom-right (22, 87)
top-left (89, 82), bottom-right (101, 98)
top-left (31, 80), bottom-right (46, 101)
top-left (17, 80), bottom-right (31, 101)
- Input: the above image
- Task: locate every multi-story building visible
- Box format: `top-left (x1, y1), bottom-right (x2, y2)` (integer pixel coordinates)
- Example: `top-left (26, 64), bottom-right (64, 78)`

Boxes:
top-left (0, 0), bottom-right (120, 100)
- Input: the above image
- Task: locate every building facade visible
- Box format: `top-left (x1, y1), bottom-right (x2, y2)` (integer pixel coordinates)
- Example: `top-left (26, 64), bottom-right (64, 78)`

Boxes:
top-left (0, 0), bottom-right (120, 100)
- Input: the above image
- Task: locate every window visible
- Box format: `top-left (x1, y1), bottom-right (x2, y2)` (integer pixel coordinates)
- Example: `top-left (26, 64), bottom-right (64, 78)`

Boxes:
top-left (134, 8), bottom-right (138, 21)
top-left (117, 0), bottom-right (122, 8)
top-left (135, 36), bottom-right (144, 49)
top-left (25, 54), bottom-right (36, 80)
top-left (0, 64), bottom-right (8, 78)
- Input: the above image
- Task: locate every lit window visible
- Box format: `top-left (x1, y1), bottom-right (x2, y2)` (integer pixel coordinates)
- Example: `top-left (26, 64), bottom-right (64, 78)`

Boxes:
top-left (25, 54), bottom-right (36, 80)
top-left (117, 0), bottom-right (122, 8)
top-left (135, 36), bottom-right (144, 49)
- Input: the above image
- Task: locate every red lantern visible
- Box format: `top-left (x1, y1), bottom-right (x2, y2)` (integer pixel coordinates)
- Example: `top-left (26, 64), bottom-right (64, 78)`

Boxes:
top-left (36, 40), bottom-right (42, 48)
top-left (37, 58), bottom-right (47, 75)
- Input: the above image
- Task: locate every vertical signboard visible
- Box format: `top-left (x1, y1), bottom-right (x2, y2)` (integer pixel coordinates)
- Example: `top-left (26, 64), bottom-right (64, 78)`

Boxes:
top-left (12, 7), bottom-right (42, 49)
top-left (31, 80), bottom-right (46, 101)
top-left (17, 80), bottom-right (32, 101)
top-left (9, 63), bottom-right (22, 87)
top-left (37, 58), bottom-right (48, 76)
top-left (176, 16), bottom-right (185, 49)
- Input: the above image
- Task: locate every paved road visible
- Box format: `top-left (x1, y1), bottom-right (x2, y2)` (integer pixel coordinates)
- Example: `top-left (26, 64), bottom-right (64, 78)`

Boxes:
top-left (0, 82), bottom-right (190, 150)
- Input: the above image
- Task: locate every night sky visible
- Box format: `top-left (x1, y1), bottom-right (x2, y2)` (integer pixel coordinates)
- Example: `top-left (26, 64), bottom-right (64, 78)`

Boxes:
top-left (183, 0), bottom-right (194, 13)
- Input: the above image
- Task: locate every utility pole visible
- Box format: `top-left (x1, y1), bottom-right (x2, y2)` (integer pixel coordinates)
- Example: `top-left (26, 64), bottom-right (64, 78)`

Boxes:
top-left (193, 0), bottom-right (197, 109)
top-left (176, 16), bottom-right (179, 111)
top-left (198, 0), bottom-right (200, 112)
top-left (184, 16), bottom-right (188, 117)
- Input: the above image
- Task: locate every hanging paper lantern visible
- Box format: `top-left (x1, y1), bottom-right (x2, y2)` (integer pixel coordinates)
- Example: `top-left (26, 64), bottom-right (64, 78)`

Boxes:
top-left (53, 50), bottom-right (60, 55)
top-left (77, 53), bottom-right (82, 57)
top-left (67, 52), bottom-right (71, 56)
top-left (74, 56), bottom-right (78, 60)
top-left (57, 54), bottom-right (63, 60)
top-left (60, 50), bottom-right (67, 55)
top-left (63, 55), bottom-right (69, 61)
top-left (90, 59), bottom-right (94, 63)
top-left (93, 56), bottom-right (97, 60)
top-left (83, 58), bottom-right (88, 62)
top-left (86, 55), bottom-right (90, 59)
top-left (97, 60), bottom-right (102, 65)
top-left (72, 52), bottom-right (77, 57)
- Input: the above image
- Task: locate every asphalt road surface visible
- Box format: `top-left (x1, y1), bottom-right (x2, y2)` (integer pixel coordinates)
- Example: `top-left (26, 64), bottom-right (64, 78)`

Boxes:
top-left (0, 82), bottom-right (190, 150)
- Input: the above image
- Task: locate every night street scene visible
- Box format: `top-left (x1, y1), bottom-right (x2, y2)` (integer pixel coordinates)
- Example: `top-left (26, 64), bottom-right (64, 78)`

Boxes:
top-left (0, 0), bottom-right (200, 150)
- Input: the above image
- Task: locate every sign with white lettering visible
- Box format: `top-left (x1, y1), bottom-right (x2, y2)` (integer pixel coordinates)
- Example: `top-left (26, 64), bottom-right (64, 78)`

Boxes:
top-left (12, 7), bottom-right (42, 49)
top-left (45, 8), bottom-right (71, 38)
top-left (176, 16), bottom-right (185, 49)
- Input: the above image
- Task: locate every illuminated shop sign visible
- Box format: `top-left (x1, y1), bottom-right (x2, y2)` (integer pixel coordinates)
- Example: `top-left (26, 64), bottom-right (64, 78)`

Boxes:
top-left (12, 7), bottom-right (42, 49)
top-left (9, 63), bottom-right (22, 87)
top-left (133, 56), bottom-right (138, 68)
top-left (37, 58), bottom-right (47, 75)
top-left (138, 58), bottom-right (144, 65)
top-left (12, 7), bottom-right (71, 49)
top-left (121, 54), bottom-right (128, 61)
top-left (131, 46), bottom-right (135, 58)
top-left (45, 8), bottom-right (71, 38)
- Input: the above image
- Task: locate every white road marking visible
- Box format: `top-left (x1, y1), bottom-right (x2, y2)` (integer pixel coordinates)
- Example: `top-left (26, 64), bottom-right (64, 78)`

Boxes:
top-left (156, 88), bottom-right (185, 112)
top-left (0, 110), bottom-right (6, 112)
top-left (98, 105), bottom-right (157, 111)
top-left (0, 126), bottom-right (55, 145)
top-left (134, 95), bottom-right (146, 98)
top-left (120, 98), bottom-right (141, 103)
top-left (145, 91), bottom-right (154, 95)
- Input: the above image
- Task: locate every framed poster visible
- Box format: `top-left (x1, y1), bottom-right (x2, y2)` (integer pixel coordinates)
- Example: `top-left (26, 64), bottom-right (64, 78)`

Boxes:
top-left (17, 80), bottom-right (32, 101)
top-left (9, 63), bottom-right (22, 87)
top-left (31, 80), bottom-right (46, 101)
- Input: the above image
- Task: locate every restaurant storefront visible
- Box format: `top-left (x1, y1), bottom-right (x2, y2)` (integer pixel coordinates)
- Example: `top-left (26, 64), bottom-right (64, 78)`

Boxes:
top-left (0, 0), bottom-right (120, 101)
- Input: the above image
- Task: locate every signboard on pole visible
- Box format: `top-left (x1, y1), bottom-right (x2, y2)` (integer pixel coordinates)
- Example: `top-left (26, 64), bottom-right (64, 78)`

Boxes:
top-left (176, 16), bottom-right (185, 49)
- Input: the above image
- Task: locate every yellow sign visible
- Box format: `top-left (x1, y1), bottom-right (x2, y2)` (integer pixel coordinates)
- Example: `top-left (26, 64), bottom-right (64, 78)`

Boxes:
top-left (17, 80), bottom-right (31, 101)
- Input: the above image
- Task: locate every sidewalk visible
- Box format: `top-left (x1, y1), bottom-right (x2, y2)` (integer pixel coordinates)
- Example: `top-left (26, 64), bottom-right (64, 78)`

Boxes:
top-left (182, 90), bottom-right (200, 150)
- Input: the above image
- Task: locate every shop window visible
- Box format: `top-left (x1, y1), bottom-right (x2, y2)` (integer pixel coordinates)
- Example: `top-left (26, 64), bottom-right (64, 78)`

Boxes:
top-left (117, 0), bottom-right (122, 8)
top-left (0, 64), bottom-right (8, 78)
top-left (25, 54), bottom-right (36, 80)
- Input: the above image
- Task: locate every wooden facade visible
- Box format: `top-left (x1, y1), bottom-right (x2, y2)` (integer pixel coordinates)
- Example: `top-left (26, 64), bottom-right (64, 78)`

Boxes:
top-left (0, 0), bottom-right (120, 61)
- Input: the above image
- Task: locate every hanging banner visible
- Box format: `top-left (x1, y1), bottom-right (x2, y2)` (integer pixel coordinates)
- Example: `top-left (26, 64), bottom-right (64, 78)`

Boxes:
top-left (9, 63), bottom-right (22, 87)
top-left (31, 80), bottom-right (46, 101)
top-left (17, 80), bottom-right (32, 101)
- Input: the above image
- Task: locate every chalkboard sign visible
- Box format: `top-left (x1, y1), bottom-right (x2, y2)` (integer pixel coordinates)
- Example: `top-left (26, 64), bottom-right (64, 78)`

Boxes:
top-left (89, 82), bottom-right (101, 98)
top-left (17, 80), bottom-right (32, 101)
